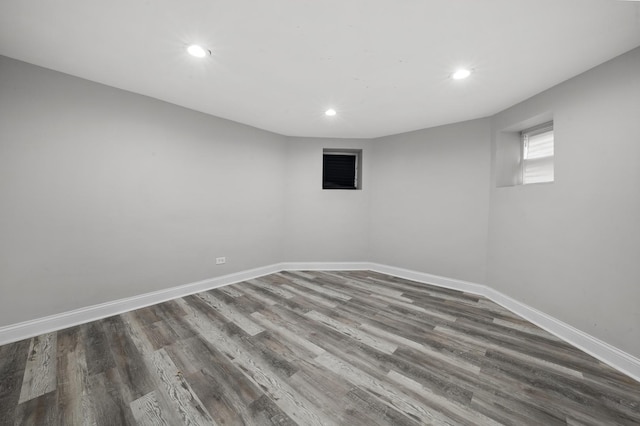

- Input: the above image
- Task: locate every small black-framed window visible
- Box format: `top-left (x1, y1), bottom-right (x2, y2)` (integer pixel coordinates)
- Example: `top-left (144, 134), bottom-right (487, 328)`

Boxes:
top-left (322, 149), bottom-right (362, 190)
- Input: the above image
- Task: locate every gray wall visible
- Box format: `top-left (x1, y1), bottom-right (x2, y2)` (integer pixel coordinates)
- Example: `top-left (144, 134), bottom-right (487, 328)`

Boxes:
top-left (283, 137), bottom-right (371, 262)
top-left (370, 119), bottom-right (492, 284)
top-left (487, 47), bottom-right (640, 357)
top-left (2, 46), bottom-right (639, 360)
top-left (0, 56), bottom-right (287, 327)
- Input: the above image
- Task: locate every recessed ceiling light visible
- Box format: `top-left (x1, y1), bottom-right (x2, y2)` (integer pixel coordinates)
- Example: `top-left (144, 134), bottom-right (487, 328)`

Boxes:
top-left (325, 108), bottom-right (337, 116)
top-left (452, 69), bottom-right (472, 80)
top-left (187, 44), bottom-right (210, 58)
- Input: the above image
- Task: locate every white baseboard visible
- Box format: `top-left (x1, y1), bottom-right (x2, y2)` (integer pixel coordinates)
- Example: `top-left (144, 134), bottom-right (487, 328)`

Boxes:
top-left (1, 260), bottom-right (638, 383)
top-left (368, 263), bottom-right (640, 383)
top-left (0, 263), bottom-right (282, 346)
top-left (482, 286), bottom-right (640, 384)
top-left (369, 263), bottom-right (487, 295)
top-left (281, 261), bottom-right (372, 271)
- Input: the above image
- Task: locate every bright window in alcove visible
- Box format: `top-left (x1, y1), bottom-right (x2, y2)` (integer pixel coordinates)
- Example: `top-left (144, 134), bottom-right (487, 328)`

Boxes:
top-left (522, 122), bottom-right (554, 184)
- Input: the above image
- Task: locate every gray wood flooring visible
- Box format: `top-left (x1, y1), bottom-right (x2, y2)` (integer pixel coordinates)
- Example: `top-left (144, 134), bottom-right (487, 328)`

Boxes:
top-left (1, 270), bottom-right (639, 425)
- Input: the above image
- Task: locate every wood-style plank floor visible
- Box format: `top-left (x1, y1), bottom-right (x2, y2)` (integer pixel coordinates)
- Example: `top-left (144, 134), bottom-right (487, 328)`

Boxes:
top-left (1, 270), bottom-right (639, 425)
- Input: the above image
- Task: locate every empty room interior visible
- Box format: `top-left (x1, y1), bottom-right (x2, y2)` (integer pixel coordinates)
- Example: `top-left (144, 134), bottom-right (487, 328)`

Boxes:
top-left (1, 1), bottom-right (640, 425)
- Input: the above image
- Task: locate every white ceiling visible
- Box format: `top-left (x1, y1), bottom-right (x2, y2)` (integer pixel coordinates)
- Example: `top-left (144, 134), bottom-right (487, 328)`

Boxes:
top-left (1, 1), bottom-right (639, 138)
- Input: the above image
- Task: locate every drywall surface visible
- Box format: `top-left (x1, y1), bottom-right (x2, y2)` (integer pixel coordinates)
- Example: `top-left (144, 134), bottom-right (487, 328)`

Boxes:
top-left (283, 137), bottom-right (371, 261)
top-left (370, 119), bottom-right (492, 284)
top-left (0, 56), bottom-right (286, 327)
top-left (3, 44), bottom-right (640, 364)
top-left (487, 47), bottom-right (640, 357)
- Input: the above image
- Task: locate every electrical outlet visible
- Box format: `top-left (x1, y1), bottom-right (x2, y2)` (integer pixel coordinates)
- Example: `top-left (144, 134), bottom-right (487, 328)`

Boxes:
top-left (216, 257), bottom-right (226, 265)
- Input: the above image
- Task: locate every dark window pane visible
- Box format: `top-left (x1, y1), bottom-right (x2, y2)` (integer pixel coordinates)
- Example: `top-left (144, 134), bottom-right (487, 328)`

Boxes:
top-left (323, 155), bottom-right (356, 189)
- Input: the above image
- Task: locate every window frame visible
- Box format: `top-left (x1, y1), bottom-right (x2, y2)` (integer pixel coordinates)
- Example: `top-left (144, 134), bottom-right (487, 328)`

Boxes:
top-left (521, 121), bottom-right (554, 185)
top-left (322, 149), bottom-right (362, 190)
